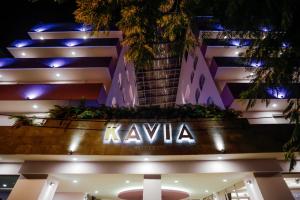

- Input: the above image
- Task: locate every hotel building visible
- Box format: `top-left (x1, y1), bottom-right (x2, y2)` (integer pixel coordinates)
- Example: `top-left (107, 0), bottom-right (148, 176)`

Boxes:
top-left (0, 17), bottom-right (299, 200)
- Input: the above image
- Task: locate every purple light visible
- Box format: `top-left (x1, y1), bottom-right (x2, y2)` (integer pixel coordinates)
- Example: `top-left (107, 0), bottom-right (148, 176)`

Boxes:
top-left (44, 58), bottom-right (72, 68)
top-left (77, 24), bottom-right (92, 32)
top-left (25, 90), bottom-right (43, 100)
top-left (12, 40), bottom-right (32, 48)
top-left (213, 23), bottom-right (224, 31)
top-left (0, 58), bottom-right (15, 67)
top-left (64, 40), bottom-right (82, 47)
top-left (32, 24), bottom-right (56, 32)
top-left (230, 39), bottom-right (241, 46)
top-left (250, 60), bottom-right (263, 67)
top-left (260, 26), bottom-right (271, 32)
top-left (267, 87), bottom-right (288, 99)
top-left (282, 42), bottom-right (289, 48)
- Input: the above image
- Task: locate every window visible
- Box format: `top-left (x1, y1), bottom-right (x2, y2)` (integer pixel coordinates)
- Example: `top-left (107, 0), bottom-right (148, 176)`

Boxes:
top-left (199, 74), bottom-right (205, 90)
top-left (118, 73), bottom-right (122, 89)
top-left (193, 56), bottom-right (198, 70)
top-left (206, 96), bottom-right (214, 105)
top-left (190, 71), bottom-right (195, 83)
top-left (184, 50), bottom-right (188, 61)
top-left (195, 88), bottom-right (200, 103)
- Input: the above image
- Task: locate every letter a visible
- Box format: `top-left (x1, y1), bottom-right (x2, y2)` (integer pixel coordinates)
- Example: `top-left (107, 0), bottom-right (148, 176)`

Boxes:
top-left (124, 124), bottom-right (142, 143)
top-left (177, 124), bottom-right (195, 143)
top-left (103, 123), bottom-right (121, 144)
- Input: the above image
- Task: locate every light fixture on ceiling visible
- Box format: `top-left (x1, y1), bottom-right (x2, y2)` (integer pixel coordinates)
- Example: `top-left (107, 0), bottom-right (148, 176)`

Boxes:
top-left (144, 157), bottom-right (149, 161)
top-left (83, 35), bottom-right (87, 40)
top-left (94, 190), bottom-right (99, 194)
top-left (174, 180), bottom-right (179, 183)
top-left (235, 51), bottom-right (239, 55)
top-left (205, 190), bottom-right (209, 193)
top-left (72, 157), bottom-right (78, 161)
top-left (272, 103), bottom-right (278, 108)
top-left (125, 180), bottom-right (130, 184)
top-left (2, 184), bottom-right (7, 188)
top-left (223, 179), bottom-right (228, 182)
top-left (55, 73), bottom-right (61, 77)
top-left (21, 52), bottom-right (26, 56)
top-left (72, 180), bottom-right (78, 184)
top-left (33, 104), bottom-right (38, 109)
top-left (40, 36), bottom-right (44, 40)
top-left (217, 156), bottom-right (223, 160)
top-left (71, 51), bottom-right (76, 56)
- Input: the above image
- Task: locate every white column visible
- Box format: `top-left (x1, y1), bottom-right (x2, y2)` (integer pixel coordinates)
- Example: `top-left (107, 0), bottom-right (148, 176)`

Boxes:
top-left (143, 175), bottom-right (161, 200)
top-left (8, 177), bottom-right (58, 200)
top-left (244, 173), bottom-right (294, 200)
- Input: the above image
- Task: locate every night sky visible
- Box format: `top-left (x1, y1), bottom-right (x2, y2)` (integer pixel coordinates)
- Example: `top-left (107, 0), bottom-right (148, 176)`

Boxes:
top-left (0, 0), bottom-right (76, 56)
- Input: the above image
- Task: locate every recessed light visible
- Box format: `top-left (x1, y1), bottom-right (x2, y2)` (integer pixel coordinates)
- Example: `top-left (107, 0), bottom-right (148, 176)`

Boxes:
top-left (144, 157), bottom-right (149, 161)
top-left (125, 180), bottom-right (130, 184)
top-left (205, 190), bottom-right (209, 193)
top-left (40, 36), bottom-right (44, 40)
top-left (217, 156), bottom-right (223, 160)
top-left (71, 51), bottom-right (76, 55)
top-left (33, 104), bottom-right (38, 109)
top-left (83, 35), bottom-right (87, 40)
top-left (235, 51), bottom-right (239, 55)
top-left (2, 184), bottom-right (7, 188)
top-left (174, 180), bottom-right (179, 183)
top-left (55, 73), bottom-right (60, 77)
top-left (250, 72), bottom-right (254, 76)
top-left (72, 157), bottom-right (78, 161)
top-left (21, 52), bottom-right (26, 56)
top-left (224, 36), bottom-right (228, 39)
top-left (72, 180), bottom-right (78, 183)
top-left (272, 103), bottom-right (277, 108)
top-left (94, 190), bottom-right (99, 194)
top-left (223, 179), bottom-right (228, 182)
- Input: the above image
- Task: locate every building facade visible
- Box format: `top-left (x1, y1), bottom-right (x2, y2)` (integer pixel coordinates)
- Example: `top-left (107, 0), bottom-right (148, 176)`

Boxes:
top-left (0, 18), bottom-right (299, 200)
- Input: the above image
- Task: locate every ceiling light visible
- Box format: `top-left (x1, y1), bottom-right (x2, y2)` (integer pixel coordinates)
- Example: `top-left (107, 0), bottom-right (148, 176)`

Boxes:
top-left (205, 190), bottom-right (209, 193)
top-left (174, 180), bottom-right (179, 183)
top-left (72, 157), bottom-right (78, 161)
top-left (125, 180), bottom-right (130, 184)
top-left (223, 179), bottom-right (228, 182)
top-left (217, 156), bottom-right (223, 160)
top-left (272, 103), bottom-right (277, 108)
top-left (83, 35), bottom-right (87, 40)
top-left (40, 36), bottom-right (44, 40)
top-left (21, 52), bottom-right (26, 56)
top-left (250, 72), bottom-right (255, 76)
top-left (2, 184), bottom-right (7, 188)
top-left (71, 51), bottom-right (76, 55)
top-left (95, 190), bottom-right (99, 194)
top-left (55, 73), bottom-right (60, 77)
top-left (33, 104), bottom-right (38, 109)
top-left (224, 36), bottom-right (228, 39)
top-left (235, 51), bottom-right (239, 55)
top-left (144, 157), bottom-right (149, 161)
top-left (72, 180), bottom-right (78, 184)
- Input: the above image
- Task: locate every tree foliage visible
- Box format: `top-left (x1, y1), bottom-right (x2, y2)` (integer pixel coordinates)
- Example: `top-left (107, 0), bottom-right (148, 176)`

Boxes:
top-left (74, 0), bottom-right (199, 67)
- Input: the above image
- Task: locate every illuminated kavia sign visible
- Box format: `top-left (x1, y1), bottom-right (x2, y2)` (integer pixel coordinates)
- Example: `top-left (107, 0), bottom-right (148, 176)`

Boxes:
top-left (103, 123), bottom-right (195, 144)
